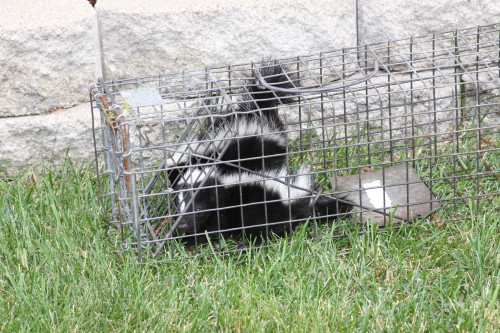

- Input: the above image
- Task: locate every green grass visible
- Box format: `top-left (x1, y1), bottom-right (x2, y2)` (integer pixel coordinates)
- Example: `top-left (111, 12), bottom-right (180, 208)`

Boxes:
top-left (1, 158), bottom-right (499, 331)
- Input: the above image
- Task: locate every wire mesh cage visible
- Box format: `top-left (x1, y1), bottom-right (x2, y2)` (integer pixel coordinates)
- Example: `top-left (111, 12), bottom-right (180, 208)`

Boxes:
top-left (89, 24), bottom-right (499, 262)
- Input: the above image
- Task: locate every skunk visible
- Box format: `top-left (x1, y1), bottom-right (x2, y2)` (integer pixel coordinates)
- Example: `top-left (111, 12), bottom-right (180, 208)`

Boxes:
top-left (166, 61), bottom-right (299, 182)
top-left (172, 166), bottom-right (352, 242)
top-left (163, 61), bottom-right (351, 243)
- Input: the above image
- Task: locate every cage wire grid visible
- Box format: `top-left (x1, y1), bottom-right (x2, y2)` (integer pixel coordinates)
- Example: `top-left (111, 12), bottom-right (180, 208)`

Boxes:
top-left (89, 23), bottom-right (500, 262)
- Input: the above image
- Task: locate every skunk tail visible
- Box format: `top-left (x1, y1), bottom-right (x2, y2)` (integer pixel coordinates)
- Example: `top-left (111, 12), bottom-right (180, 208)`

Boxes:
top-left (239, 60), bottom-right (300, 114)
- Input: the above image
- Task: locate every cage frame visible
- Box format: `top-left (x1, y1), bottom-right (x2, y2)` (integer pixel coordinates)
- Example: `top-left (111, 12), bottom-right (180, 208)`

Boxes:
top-left (89, 23), bottom-right (500, 262)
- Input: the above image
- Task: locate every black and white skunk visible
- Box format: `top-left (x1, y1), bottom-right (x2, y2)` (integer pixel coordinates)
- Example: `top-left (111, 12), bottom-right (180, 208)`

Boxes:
top-left (172, 165), bottom-right (352, 242)
top-left (164, 61), bottom-right (351, 242)
top-left (166, 61), bottom-right (299, 182)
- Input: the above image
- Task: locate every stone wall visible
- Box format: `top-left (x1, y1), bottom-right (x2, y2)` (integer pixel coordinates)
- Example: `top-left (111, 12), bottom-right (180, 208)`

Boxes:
top-left (0, 0), bottom-right (499, 174)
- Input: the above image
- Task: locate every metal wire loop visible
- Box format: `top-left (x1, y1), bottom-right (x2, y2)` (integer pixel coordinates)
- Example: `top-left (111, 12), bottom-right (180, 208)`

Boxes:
top-left (256, 59), bottom-right (379, 94)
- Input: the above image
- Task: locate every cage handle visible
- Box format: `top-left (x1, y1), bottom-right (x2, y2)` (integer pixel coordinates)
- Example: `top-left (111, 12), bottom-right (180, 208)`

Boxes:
top-left (256, 60), bottom-right (379, 94)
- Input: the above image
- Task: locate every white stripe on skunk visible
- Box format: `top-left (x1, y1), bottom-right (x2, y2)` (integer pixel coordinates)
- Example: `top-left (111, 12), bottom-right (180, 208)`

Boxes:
top-left (219, 165), bottom-right (313, 203)
top-left (167, 116), bottom-right (287, 170)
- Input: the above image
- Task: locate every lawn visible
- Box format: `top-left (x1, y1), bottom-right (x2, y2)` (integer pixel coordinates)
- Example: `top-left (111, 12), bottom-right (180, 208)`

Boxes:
top-left (0, 157), bottom-right (498, 332)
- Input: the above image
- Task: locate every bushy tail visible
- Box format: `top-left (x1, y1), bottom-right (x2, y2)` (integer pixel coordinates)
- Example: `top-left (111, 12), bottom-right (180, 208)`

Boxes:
top-left (239, 60), bottom-right (300, 112)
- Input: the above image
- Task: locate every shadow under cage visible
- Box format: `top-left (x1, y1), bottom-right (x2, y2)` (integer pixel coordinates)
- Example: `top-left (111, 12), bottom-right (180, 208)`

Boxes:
top-left (89, 24), bottom-right (500, 262)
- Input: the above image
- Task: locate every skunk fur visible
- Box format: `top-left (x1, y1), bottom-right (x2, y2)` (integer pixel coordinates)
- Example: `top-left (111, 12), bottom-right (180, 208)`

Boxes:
top-left (165, 61), bottom-right (352, 243)
top-left (166, 61), bottom-right (299, 182)
top-left (172, 166), bottom-right (352, 242)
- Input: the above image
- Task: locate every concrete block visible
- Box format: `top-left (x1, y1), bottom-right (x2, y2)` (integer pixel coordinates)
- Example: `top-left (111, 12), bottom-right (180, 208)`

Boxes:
top-left (96, 0), bottom-right (357, 80)
top-left (0, 104), bottom-right (99, 175)
top-left (358, 0), bottom-right (500, 45)
top-left (2, 0), bottom-right (497, 176)
top-left (0, 0), bottom-right (95, 117)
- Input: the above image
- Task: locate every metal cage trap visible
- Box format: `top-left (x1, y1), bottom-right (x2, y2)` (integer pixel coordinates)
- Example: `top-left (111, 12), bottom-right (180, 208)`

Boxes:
top-left (89, 24), bottom-right (500, 262)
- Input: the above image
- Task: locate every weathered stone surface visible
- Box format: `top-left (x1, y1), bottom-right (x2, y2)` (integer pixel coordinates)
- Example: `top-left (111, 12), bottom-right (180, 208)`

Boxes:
top-left (1, 0), bottom-right (356, 173)
top-left (0, 104), bottom-right (100, 175)
top-left (358, 0), bottom-right (500, 45)
top-left (1, 0), bottom-right (498, 176)
top-left (462, 72), bottom-right (500, 129)
top-left (0, 0), bottom-right (95, 117)
top-left (97, 0), bottom-right (357, 80)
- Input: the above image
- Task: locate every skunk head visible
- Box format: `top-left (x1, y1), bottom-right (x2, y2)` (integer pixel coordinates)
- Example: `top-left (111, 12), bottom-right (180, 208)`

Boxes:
top-left (173, 169), bottom-right (220, 234)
